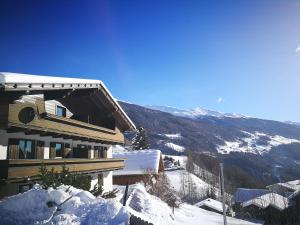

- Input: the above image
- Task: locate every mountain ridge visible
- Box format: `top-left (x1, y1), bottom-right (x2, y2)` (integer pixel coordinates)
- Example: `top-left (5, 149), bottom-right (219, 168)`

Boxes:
top-left (119, 100), bottom-right (300, 186)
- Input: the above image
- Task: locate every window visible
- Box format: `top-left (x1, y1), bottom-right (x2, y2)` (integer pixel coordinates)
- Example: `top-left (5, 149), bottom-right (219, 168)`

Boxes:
top-left (94, 146), bottom-right (108, 158)
top-left (50, 142), bottom-right (64, 158)
top-left (19, 140), bottom-right (35, 159)
top-left (56, 105), bottom-right (66, 117)
top-left (55, 143), bottom-right (63, 157)
top-left (18, 183), bottom-right (33, 193)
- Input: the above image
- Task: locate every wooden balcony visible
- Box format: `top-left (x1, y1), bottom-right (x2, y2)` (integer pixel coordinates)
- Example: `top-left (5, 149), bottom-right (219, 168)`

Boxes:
top-left (0, 158), bottom-right (125, 180)
top-left (7, 102), bottom-right (125, 144)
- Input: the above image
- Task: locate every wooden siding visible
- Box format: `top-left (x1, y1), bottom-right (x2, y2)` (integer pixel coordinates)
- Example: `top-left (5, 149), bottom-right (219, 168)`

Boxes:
top-left (8, 102), bottom-right (124, 144)
top-left (0, 158), bottom-right (125, 179)
top-left (113, 174), bottom-right (146, 185)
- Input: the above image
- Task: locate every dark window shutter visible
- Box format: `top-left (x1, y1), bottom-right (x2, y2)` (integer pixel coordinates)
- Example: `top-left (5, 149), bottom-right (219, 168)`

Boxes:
top-left (36, 141), bottom-right (44, 159)
top-left (50, 142), bottom-right (56, 159)
top-left (103, 147), bottom-right (108, 158)
top-left (7, 139), bottom-right (19, 159)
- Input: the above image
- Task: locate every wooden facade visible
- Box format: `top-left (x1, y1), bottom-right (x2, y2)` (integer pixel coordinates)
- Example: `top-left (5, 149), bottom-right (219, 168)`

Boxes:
top-left (7, 101), bottom-right (125, 144)
top-left (0, 73), bottom-right (136, 194)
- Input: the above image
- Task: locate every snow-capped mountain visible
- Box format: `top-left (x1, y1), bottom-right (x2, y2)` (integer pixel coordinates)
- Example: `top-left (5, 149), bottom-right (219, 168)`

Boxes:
top-left (146, 105), bottom-right (246, 119)
top-left (119, 101), bottom-right (300, 187)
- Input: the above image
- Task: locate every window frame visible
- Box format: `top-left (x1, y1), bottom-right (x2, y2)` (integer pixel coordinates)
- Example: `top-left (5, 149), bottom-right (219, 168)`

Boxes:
top-left (17, 139), bottom-right (35, 159)
top-left (56, 105), bottom-right (67, 117)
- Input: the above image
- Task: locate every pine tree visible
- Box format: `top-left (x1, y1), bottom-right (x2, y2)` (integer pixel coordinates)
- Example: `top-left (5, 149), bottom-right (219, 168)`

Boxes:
top-left (131, 126), bottom-right (150, 150)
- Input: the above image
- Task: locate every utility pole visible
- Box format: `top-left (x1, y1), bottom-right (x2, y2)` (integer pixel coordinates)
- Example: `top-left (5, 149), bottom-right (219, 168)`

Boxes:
top-left (220, 163), bottom-right (227, 225)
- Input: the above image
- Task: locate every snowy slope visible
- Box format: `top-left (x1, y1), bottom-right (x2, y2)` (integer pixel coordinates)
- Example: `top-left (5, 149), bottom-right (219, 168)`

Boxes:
top-left (165, 170), bottom-right (210, 197)
top-left (217, 131), bottom-right (300, 155)
top-left (174, 204), bottom-right (261, 225)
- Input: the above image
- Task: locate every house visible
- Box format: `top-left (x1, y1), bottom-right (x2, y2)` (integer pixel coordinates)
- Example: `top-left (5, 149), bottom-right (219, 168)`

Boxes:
top-left (112, 149), bottom-right (164, 185)
top-left (241, 193), bottom-right (288, 222)
top-left (267, 180), bottom-right (300, 197)
top-left (194, 198), bottom-right (228, 215)
top-left (284, 188), bottom-right (300, 224)
top-left (0, 72), bottom-right (135, 198)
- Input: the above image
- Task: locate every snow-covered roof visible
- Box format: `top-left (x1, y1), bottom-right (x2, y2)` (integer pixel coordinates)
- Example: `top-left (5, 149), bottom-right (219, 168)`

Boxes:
top-left (113, 150), bottom-right (162, 176)
top-left (194, 198), bottom-right (228, 213)
top-left (288, 188), bottom-right (300, 200)
top-left (242, 193), bottom-right (288, 211)
top-left (267, 180), bottom-right (300, 192)
top-left (0, 72), bottom-right (135, 130)
top-left (234, 188), bottom-right (271, 203)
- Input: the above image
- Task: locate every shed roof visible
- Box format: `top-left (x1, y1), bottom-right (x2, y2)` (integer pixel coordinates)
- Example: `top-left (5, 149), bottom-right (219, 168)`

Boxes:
top-left (234, 188), bottom-right (271, 203)
top-left (113, 149), bottom-right (162, 176)
top-left (242, 193), bottom-right (288, 211)
top-left (267, 180), bottom-right (300, 192)
top-left (194, 198), bottom-right (228, 213)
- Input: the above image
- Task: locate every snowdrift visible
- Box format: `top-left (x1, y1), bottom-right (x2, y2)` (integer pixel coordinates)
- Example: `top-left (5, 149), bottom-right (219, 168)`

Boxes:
top-left (0, 185), bottom-right (129, 225)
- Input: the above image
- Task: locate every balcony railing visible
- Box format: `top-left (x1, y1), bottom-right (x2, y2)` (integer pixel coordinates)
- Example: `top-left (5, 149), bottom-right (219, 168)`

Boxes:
top-left (7, 102), bottom-right (125, 144)
top-left (0, 158), bottom-right (125, 180)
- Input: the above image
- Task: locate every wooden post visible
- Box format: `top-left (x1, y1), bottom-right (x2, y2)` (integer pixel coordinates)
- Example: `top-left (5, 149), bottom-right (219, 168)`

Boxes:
top-left (220, 163), bottom-right (227, 225)
top-left (123, 183), bottom-right (129, 206)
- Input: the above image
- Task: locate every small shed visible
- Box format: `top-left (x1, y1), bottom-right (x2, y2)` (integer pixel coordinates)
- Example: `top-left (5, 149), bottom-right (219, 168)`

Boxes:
top-left (113, 149), bottom-right (164, 185)
top-left (194, 198), bottom-right (228, 215)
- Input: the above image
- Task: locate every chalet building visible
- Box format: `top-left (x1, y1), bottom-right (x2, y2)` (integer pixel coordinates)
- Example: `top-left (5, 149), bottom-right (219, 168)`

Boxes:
top-left (112, 149), bottom-right (164, 185)
top-left (0, 72), bottom-right (135, 197)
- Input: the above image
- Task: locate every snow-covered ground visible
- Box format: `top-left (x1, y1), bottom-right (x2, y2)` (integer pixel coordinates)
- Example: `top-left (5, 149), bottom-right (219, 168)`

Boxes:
top-left (0, 185), bottom-right (129, 225)
top-left (0, 183), bottom-right (262, 225)
top-left (126, 184), bottom-right (174, 225)
top-left (165, 142), bottom-right (185, 152)
top-left (217, 131), bottom-right (300, 155)
top-left (174, 203), bottom-right (261, 225)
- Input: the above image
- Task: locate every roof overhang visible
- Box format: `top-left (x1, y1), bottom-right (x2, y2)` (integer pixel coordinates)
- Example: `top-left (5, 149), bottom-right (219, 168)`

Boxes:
top-left (0, 72), bottom-right (136, 131)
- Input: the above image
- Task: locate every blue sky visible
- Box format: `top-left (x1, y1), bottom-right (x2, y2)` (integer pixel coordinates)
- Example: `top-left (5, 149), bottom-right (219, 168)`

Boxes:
top-left (0, 0), bottom-right (300, 122)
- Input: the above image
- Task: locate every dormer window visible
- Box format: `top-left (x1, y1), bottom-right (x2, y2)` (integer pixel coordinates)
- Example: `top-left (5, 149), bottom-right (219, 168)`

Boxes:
top-left (56, 105), bottom-right (66, 117)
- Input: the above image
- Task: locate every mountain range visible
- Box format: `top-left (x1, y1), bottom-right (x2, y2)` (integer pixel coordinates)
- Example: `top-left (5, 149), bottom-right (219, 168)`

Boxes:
top-left (119, 101), bottom-right (300, 187)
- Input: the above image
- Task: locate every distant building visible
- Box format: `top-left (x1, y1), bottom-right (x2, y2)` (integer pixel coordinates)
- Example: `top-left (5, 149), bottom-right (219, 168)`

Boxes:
top-left (233, 188), bottom-right (271, 210)
top-left (241, 193), bottom-right (288, 223)
top-left (267, 180), bottom-right (300, 197)
top-left (113, 149), bottom-right (164, 185)
top-left (194, 198), bottom-right (228, 215)
top-left (0, 72), bottom-right (135, 198)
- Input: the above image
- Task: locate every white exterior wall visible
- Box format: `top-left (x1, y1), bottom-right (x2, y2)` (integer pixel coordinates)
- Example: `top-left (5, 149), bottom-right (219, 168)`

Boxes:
top-left (90, 172), bottom-right (112, 192)
top-left (103, 171), bottom-right (113, 192)
top-left (90, 173), bottom-right (98, 191)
